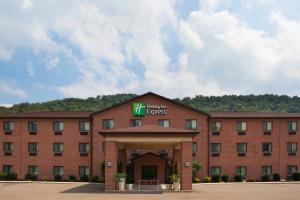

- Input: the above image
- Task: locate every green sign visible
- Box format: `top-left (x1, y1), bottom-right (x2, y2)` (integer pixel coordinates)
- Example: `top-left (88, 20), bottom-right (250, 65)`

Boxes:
top-left (132, 102), bottom-right (146, 116)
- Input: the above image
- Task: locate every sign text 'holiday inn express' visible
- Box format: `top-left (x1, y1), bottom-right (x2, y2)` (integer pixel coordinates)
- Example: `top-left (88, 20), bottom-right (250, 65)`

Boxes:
top-left (132, 102), bottom-right (167, 116)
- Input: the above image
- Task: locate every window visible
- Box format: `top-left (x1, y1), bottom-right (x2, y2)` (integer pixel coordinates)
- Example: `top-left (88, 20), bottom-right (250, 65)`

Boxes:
top-left (28, 165), bottom-right (39, 175)
top-left (28, 143), bottom-right (38, 153)
top-left (236, 143), bottom-right (247, 153)
top-left (103, 119), bottom-right (114, 129)
top-left (287, 165), bottom-right (297, 176)
top-left (3, 142), bottom-right (13, 152)
top-left (210, 143), bottom-right (221, 153)
top-left (158, 119), bottom-right (170, 127)
top-left (3, 121), bottom-right (13, 132)
top-left (130, 119), bottom-right (142, 127)
top-left (79, 121), bottom-right (90, 131)
top-left (79, 166), bottom-right (90, 177)
top-left (53, 143), bottom-right (64, 153)
top-left (262, 121), bottom-right (272, 131)
top-left (236, 121), bottom-right (247, 132)
top-left (53, 121), bottom-right (64, 132)
top-left (210, 121), bottom-right (221, 132)
top-left (262, 143), bottom-right (272, 153)
top-left (192, 142), bottom-right (197, 154)
top-left (3, 165), bottom-right (13, 174)
top-left (186, 119), bottom-right (197, 129)
top-left (28, 121), bottom-right (38, 132)
top-left (53, 166), bottom-right (64, 176)
top-left (236, 166), bottom-right (247, 177)
top-left (287, 142), bottom-right (297, 153)
top-left (209, 167), bottom-right (221, 176)
top-left (288, 121), bottom-right (297, 132)
top-left (79, 143), bottom-right (90, 153)
top-left (261, 166), bottom-right (272, 175)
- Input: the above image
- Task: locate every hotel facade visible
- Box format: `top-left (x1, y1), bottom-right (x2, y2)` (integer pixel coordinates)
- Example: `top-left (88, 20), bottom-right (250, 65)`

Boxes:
top-left (0, 92), bottom-right (299, 190)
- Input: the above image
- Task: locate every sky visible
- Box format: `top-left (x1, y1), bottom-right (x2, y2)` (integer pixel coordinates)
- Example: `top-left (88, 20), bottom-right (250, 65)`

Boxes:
top-left (1, 0), bottom-right (300, 106)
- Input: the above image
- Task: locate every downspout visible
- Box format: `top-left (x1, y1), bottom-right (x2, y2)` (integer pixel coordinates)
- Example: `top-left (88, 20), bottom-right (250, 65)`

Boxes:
top-left (207, 115), bottom-right (210, 176)
top-left (90, 115), bottom-right (93, 177)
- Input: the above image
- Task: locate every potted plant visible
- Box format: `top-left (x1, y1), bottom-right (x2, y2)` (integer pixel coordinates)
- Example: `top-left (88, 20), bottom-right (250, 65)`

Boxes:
top-left (170, 174), bottom-right (180, 191)
top-left (114, 173), bottom-right (126, 191)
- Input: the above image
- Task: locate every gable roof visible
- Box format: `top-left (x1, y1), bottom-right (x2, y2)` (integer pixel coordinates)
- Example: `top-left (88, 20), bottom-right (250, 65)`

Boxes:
top-left (131, 152), bottom-right (168, 161)
top-left (90, 92), bottom-right (210, 116)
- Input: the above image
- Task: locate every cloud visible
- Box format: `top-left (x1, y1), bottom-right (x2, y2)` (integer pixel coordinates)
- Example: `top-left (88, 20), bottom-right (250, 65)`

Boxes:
top-left (45, 57), bottom-right (60, 71)
top-left (0, 103), bottom-right (13, 108)
top-left (26, 62), bottom-right (34, 77)
top-left (0, 79), bottom-right (27, 98)
top-left (0, 47), bottom-right (13, 60)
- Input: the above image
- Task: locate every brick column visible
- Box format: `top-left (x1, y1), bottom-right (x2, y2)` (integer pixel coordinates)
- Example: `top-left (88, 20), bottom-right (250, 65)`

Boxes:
top-left (105, 141), bottom-right (118, 191)
top-left (181, 141), bottom-right (192, 191)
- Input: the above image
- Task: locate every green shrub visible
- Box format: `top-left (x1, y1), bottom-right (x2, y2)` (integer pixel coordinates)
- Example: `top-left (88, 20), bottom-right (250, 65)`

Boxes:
top-left (234, 174), bottom-right (243, 182)
top-left (221, 174), bottom-right (229, 182)
top-left (6, 173), bottom-right (17, 180)
top-left (69, 175), bottom-right (76, 181)
top-left (292, 172), bottom-right (300, 181)
top-left (80, 175), bottom-right (89, 182)
top-left (272, 173), bottom-right (280, 181)
top-left (247, 178), bottom-right (256, 182)
top-left (211, 175), bottom-right (221, 182)
top-left (42, 176), bottom-right (48, 181)
top-left (203, 176), bottom-right (211, 183)
top-left (193, 177), bottom-right (201, 183)
top-left (25, 173), bottom-right (37, 181)
top-left (54, 175), bottom-right (63, 181)
top-left (169, 174), bottom-right (180, 183)
top-left (91, 176), bottom-right (99, 182)
top-left (261, 174), bottom-right (271, 182)
top-left (0, 173), bottom-right (6, 180)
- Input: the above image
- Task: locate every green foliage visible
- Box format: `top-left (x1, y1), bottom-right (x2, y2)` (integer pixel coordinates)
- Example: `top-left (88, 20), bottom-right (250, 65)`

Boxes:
top-left (247, 178), bottom-right (256, 182)
top-left (69, 175), bottom-right (76, 181)
top-left (91, 176), bottom-right (99, 182)
top-left (234, 174), bottom-right (244, 182)
top-left (100, 161), bottom-right (105, 178)
top-left (2, 94), bottom-right (300, 114)
top-left (292, 172), bottom-right (300, 181)
top-left (273, 173), bottom-right (281, 181)
top-left (203, 176), bottom-right (211, 183)
top-left (211, 175), bottom-right (221, 182)
top-left (114, 173), bottom-right (126, 182)
top-left (54, 175), bottom-right (63, 181)
top-left (174, 162), bottom-right (179, 174)
top-left (261, 174), bottom-right (271, 182)
top-left (192, 160), bottom-right (202, 179)
top-left (80, 175), bottom-right (89, 182)
top-left (5, 173), bottom-right (18, 180)
top-left (169, 174), bottom-right (180, 183)
top-left (221, 174), bottom-right (229, 182)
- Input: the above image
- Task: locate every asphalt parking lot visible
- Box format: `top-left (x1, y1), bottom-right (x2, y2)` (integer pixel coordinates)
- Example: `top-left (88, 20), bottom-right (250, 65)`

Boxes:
top-left (0, 181), bottom-right (299, 200)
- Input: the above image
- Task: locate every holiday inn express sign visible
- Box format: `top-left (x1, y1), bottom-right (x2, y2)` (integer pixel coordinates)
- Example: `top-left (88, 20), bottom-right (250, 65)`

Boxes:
top-left (132, 102), bottom-right (167, 116)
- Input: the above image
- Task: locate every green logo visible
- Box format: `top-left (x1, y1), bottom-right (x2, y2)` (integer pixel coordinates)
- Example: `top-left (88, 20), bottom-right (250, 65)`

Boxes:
top-left (132, 103), bottom-right (146, 116)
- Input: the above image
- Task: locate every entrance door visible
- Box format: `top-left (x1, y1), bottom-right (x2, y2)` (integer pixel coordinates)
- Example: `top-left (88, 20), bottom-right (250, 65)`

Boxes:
top-left (142, 165), bottom-right (157, 180)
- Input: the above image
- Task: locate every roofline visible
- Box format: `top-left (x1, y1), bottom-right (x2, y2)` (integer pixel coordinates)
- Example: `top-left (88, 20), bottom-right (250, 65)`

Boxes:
top-left (0, 111), bottom-right (91, 118)
top-left (90, 92), bottom-right (210, 116)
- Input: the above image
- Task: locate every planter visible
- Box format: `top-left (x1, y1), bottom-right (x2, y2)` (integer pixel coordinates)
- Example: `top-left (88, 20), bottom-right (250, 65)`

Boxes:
top-left (118, 178), bottom-right (126, 191)
top-left (127, 183), bottom-right (133, 191)
top-left (173, 182), bottom-right (180, 191)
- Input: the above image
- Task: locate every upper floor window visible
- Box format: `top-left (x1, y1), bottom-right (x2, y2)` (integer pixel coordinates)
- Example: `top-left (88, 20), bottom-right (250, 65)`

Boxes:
top-left (158, 119), bottom-right (170, 127)
top-left (53, 143), bottom-right (64, 153)
top-left (192, 142), bottom-right (197, 154)
top-left (79, 166), bottom-right (90, 176)
top-left (103, 119), bottom-right (114, 129)
top-left (210, 143), bottom-right (221, 153)
top-left (53, 121), bottom-right (64, 132)
top-left (236, 166), bottom-right (247, 177)
top-left (79, 121), bottom-right (90, 131)
top-left (236, 143), bottom-right (247, 153)
top-left (53, 166), bottom-right (64, 176)
top-left (28, 121), bottom-right (38, 132)
top-left (287, 142), bottom-right (297, 153)
top-left (209, 166), bottom-right (221, 176)
top-left (3, 142), bottom-right (13, 152)
top-left (28, 143), bottom-right (38, 153)
top-left (28, 165), bottom-right (39, 175)
top-left (236, 121), bottom-right (247, 132)
top-left (287, 165), bottom-right (297, 176)
top-left (130, 119), bottom-right (142, 127)
top-left (262, 121), bottom-right (272, 131)
top-left (288, 121), bottom-right (297, 132)
top-left (261, 166), bottom-right (272, 176)
top-left (262, 142), bottom-right (272, 153)
top-left (210, 121), bottom-right (221, 132)
top-left (79, 143), bottom-right (90, 153)
top-left (3, 121), bottom-right (13, 132)
top-left (186, 119), bottom-right (197, 129)
top-left (3, 165), bottom-right (13, 174)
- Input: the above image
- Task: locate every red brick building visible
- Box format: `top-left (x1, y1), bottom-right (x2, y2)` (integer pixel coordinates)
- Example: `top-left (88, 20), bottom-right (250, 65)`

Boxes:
top-left (0, 92), bottom-right (299, 190)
